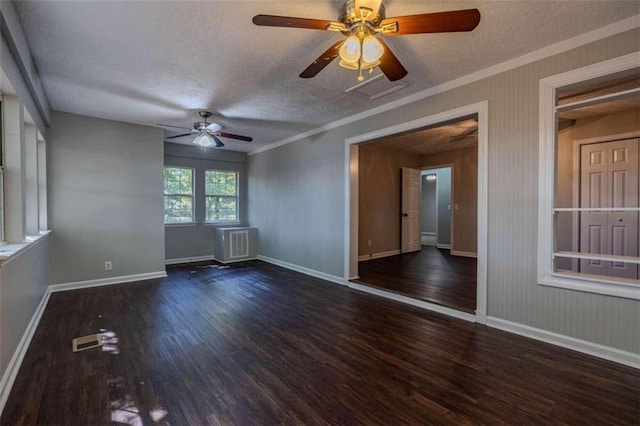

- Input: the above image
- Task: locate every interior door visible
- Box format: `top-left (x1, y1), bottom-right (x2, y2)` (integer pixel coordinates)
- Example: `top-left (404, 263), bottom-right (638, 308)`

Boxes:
top-left (401, 167), bottom-right (421, 253)
top-left (580, 138), bottom-right (639, 278)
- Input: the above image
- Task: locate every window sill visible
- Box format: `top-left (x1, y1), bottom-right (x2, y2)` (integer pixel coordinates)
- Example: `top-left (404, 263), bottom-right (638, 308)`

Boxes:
top-left (164, 222), bottom-right (197, 227)
top-left (539, 272), bottom-right (640, 300)
top-left (204, 222), bottom-right (241, 226)
top-left (0, 230), bottom-right (52, 267)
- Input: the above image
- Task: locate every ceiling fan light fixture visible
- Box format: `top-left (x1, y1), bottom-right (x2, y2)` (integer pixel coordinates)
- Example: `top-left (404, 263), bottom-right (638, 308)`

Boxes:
top-left (360, 60), bottom-right (380, 70)
top-left (339, 35), bottom-right (361, 63)
top-left (361, 35), bottom-right (383, 63)
top-left (193, 133), bottom-right (215, 148)
top-left (339, 59), bottom-right (359, 70)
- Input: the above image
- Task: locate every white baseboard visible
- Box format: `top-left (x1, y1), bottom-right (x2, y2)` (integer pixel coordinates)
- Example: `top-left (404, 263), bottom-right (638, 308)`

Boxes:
top-left (257, 255), bottom-right (346, 286)
top-left (49, 271), bottom-right (168, 293)
top-left (214, 256), bottom-right (257, 264)
top-left (348, 281), bottom-right (476, 323)
top-left (450, 250), bottom-right (478, 258)
top-left (436, 244), bottom-right (451, 250)
top-left (359, 250), bottom-right (402, 262)
top-left (486, 316), bottom-right (640, 369)
top-left (166, 255), bottom-right (215, 265)
top-left (0, 287), bottom-right (51, 415)
top-left (371, 249), bottom-right (401, 260)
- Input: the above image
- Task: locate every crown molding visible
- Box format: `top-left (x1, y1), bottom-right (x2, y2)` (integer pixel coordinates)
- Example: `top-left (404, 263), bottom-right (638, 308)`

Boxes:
top-left (248, 14), bottom-right (640, 157)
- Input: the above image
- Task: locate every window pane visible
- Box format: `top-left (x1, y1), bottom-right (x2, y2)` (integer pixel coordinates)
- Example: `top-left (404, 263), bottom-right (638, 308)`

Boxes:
top-left (205, 170), bottom-right (236, 196)
top-left (164, 167), bottom-right (192, 195)
top-left (556, 92), bottom-right (640, 208)
top-left (553, 69), bottom-right (640, 282)
top-left (164, 167), bottom-right (193, 224)
top-left (164, 195), bottom-right (193, 223)
top-left (206, 196), bottom-right (237, 222)
top-left (557, 68), bottom-right (640, 106)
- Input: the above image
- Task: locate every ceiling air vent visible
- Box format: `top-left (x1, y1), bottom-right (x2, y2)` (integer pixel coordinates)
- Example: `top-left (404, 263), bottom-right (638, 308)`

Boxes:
top-left (345, 74), bottom-right (408, 100)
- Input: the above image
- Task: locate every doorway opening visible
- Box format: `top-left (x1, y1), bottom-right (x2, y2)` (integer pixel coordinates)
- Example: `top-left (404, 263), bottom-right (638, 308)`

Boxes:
top-left (420, 166), bottom-right (452, 249)
top-left (345, 102), bottom-right (488, 322)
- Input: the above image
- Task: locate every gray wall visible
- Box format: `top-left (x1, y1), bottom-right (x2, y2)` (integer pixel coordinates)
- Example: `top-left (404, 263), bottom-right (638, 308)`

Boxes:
top-left (164, 143), bottom-right (247, 260)
top-left (0, 235), bottom-right (49, 379)
top-left (421, 177), bottom-right (436, 234)
top-left (437, 168), bottom-right (452, 246)
top-left (248, 132), bottom-right (345, 276)
top-left (421, 167), bottom-right (451, 246)
top-left (248, 29), bottom-right (640, 354)
top-left (48, 111), bottom-right (165, 284)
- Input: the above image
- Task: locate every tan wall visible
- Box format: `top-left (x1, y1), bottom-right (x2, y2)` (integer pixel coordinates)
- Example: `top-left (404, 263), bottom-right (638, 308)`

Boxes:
top-left (556, 108), bottom-right (640, 268)
top-left (358, 143), bottom-right (478, 256)
top-left (358, 144), bottom-right (420, 256)
top-left (420, 145), bottom-right (478, 254)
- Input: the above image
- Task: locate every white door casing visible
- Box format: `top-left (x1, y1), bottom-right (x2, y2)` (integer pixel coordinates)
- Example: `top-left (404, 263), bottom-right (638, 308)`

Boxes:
top-left (401, 167), bottom-right (421, 253)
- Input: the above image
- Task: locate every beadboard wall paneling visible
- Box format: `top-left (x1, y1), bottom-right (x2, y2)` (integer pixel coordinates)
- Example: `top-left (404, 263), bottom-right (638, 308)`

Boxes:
top-left (248, 29), bottom-right (640, 353)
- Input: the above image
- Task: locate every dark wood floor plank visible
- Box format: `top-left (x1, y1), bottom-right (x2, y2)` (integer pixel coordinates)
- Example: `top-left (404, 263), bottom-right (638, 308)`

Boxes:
top-left (356, 246), bottom-right (477, 312)
top-left (2, 260), bottom-right (638, 425)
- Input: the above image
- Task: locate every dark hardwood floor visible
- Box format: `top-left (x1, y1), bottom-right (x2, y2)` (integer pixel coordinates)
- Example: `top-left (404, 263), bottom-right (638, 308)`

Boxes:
top-left (2, 260), bottom-right (638, 425)
top-left (356, 246), bottom-right (477, 313)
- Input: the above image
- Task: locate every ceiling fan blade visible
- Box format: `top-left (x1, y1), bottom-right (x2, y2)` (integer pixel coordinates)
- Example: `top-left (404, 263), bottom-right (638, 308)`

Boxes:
top-left (380, 9), bottom-right (481, 36)
top-left (165, 133), bottom-right (193, 139)
top-left (212, 135), bottom-right (225, 148)
top-left (206, 122), bottom-right (223, 131)
top-left (218, 132), bottom-right (253, 142)
top-left (299, 40), bottom-right (344, 79)
top-left (157, 123), bottom-right (193, 131)
top-left (377, 39), bottom-right (408, 81)
top-left (252, 15), bottom-right (337, 30)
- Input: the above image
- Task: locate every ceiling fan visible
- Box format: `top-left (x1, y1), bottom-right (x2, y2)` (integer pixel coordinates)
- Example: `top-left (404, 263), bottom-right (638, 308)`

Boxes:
top-left (157, 111), bottom-right (253, 148)
top-left (253, 0), bottom-right (480, 82)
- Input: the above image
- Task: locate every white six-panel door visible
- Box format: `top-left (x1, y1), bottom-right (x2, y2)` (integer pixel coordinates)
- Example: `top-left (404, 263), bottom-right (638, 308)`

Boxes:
top-left (580, 138), bottom-right (639, 279)
top-left (401, 167), bottom-right (422, 253)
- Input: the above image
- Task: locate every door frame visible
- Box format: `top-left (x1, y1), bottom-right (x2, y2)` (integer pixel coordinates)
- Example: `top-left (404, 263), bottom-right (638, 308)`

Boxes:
top-left (344, 101), bottom-right (489, 324)
top-left (420, 165), bottom-right (455, 250)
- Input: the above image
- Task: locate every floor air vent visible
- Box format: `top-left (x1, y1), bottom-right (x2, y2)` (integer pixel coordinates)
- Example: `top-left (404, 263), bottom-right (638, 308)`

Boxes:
top-left (72, 333), bottom-right (103, 352)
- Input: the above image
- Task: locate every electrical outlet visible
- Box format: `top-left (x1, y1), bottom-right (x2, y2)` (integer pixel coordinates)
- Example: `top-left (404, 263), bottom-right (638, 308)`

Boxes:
top-left (367, 239), bottom-right (372, 247)
top-left (104, 261), bottom-right (112, 271)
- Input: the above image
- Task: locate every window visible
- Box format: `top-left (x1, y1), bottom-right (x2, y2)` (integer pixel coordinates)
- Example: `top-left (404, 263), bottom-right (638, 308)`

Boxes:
top-left (205, 170), bottom-right (238, 222)
top-left (538, 53), bottom-right (640, 300)
top-left (163, 166), bottom-right (194, 224)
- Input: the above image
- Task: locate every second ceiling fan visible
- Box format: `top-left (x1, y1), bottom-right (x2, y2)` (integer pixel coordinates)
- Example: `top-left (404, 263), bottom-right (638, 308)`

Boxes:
top-left (253, 0), bottom-right (481, 82)
top-left (158, 111), bottom-right (253, 148)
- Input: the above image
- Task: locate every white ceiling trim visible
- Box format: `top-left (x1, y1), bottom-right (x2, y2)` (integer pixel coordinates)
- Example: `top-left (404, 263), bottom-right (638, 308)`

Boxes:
top-left (247, 14), bottom-right (640, 157)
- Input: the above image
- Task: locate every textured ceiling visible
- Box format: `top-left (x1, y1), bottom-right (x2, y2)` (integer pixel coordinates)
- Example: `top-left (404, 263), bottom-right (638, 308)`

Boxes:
top-left (13, 1), bottom-right (639, 152)
top-left (367, 118), bottom-right (478, 155)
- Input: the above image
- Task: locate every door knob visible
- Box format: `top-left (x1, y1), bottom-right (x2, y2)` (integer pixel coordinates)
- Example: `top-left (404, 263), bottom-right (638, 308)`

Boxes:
top-left (617, 218), bottom-right (623, 222)
top-left (402, 213), bottom-right (408, 217)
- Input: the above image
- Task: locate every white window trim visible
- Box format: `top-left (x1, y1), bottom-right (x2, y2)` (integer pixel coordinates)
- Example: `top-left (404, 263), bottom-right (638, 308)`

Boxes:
top-left (538, 52), bottom-right (640, 300)
top-left (204, 170), bottom-right (239, 224)
top-left (164, 166), bottom-right (195, 225)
